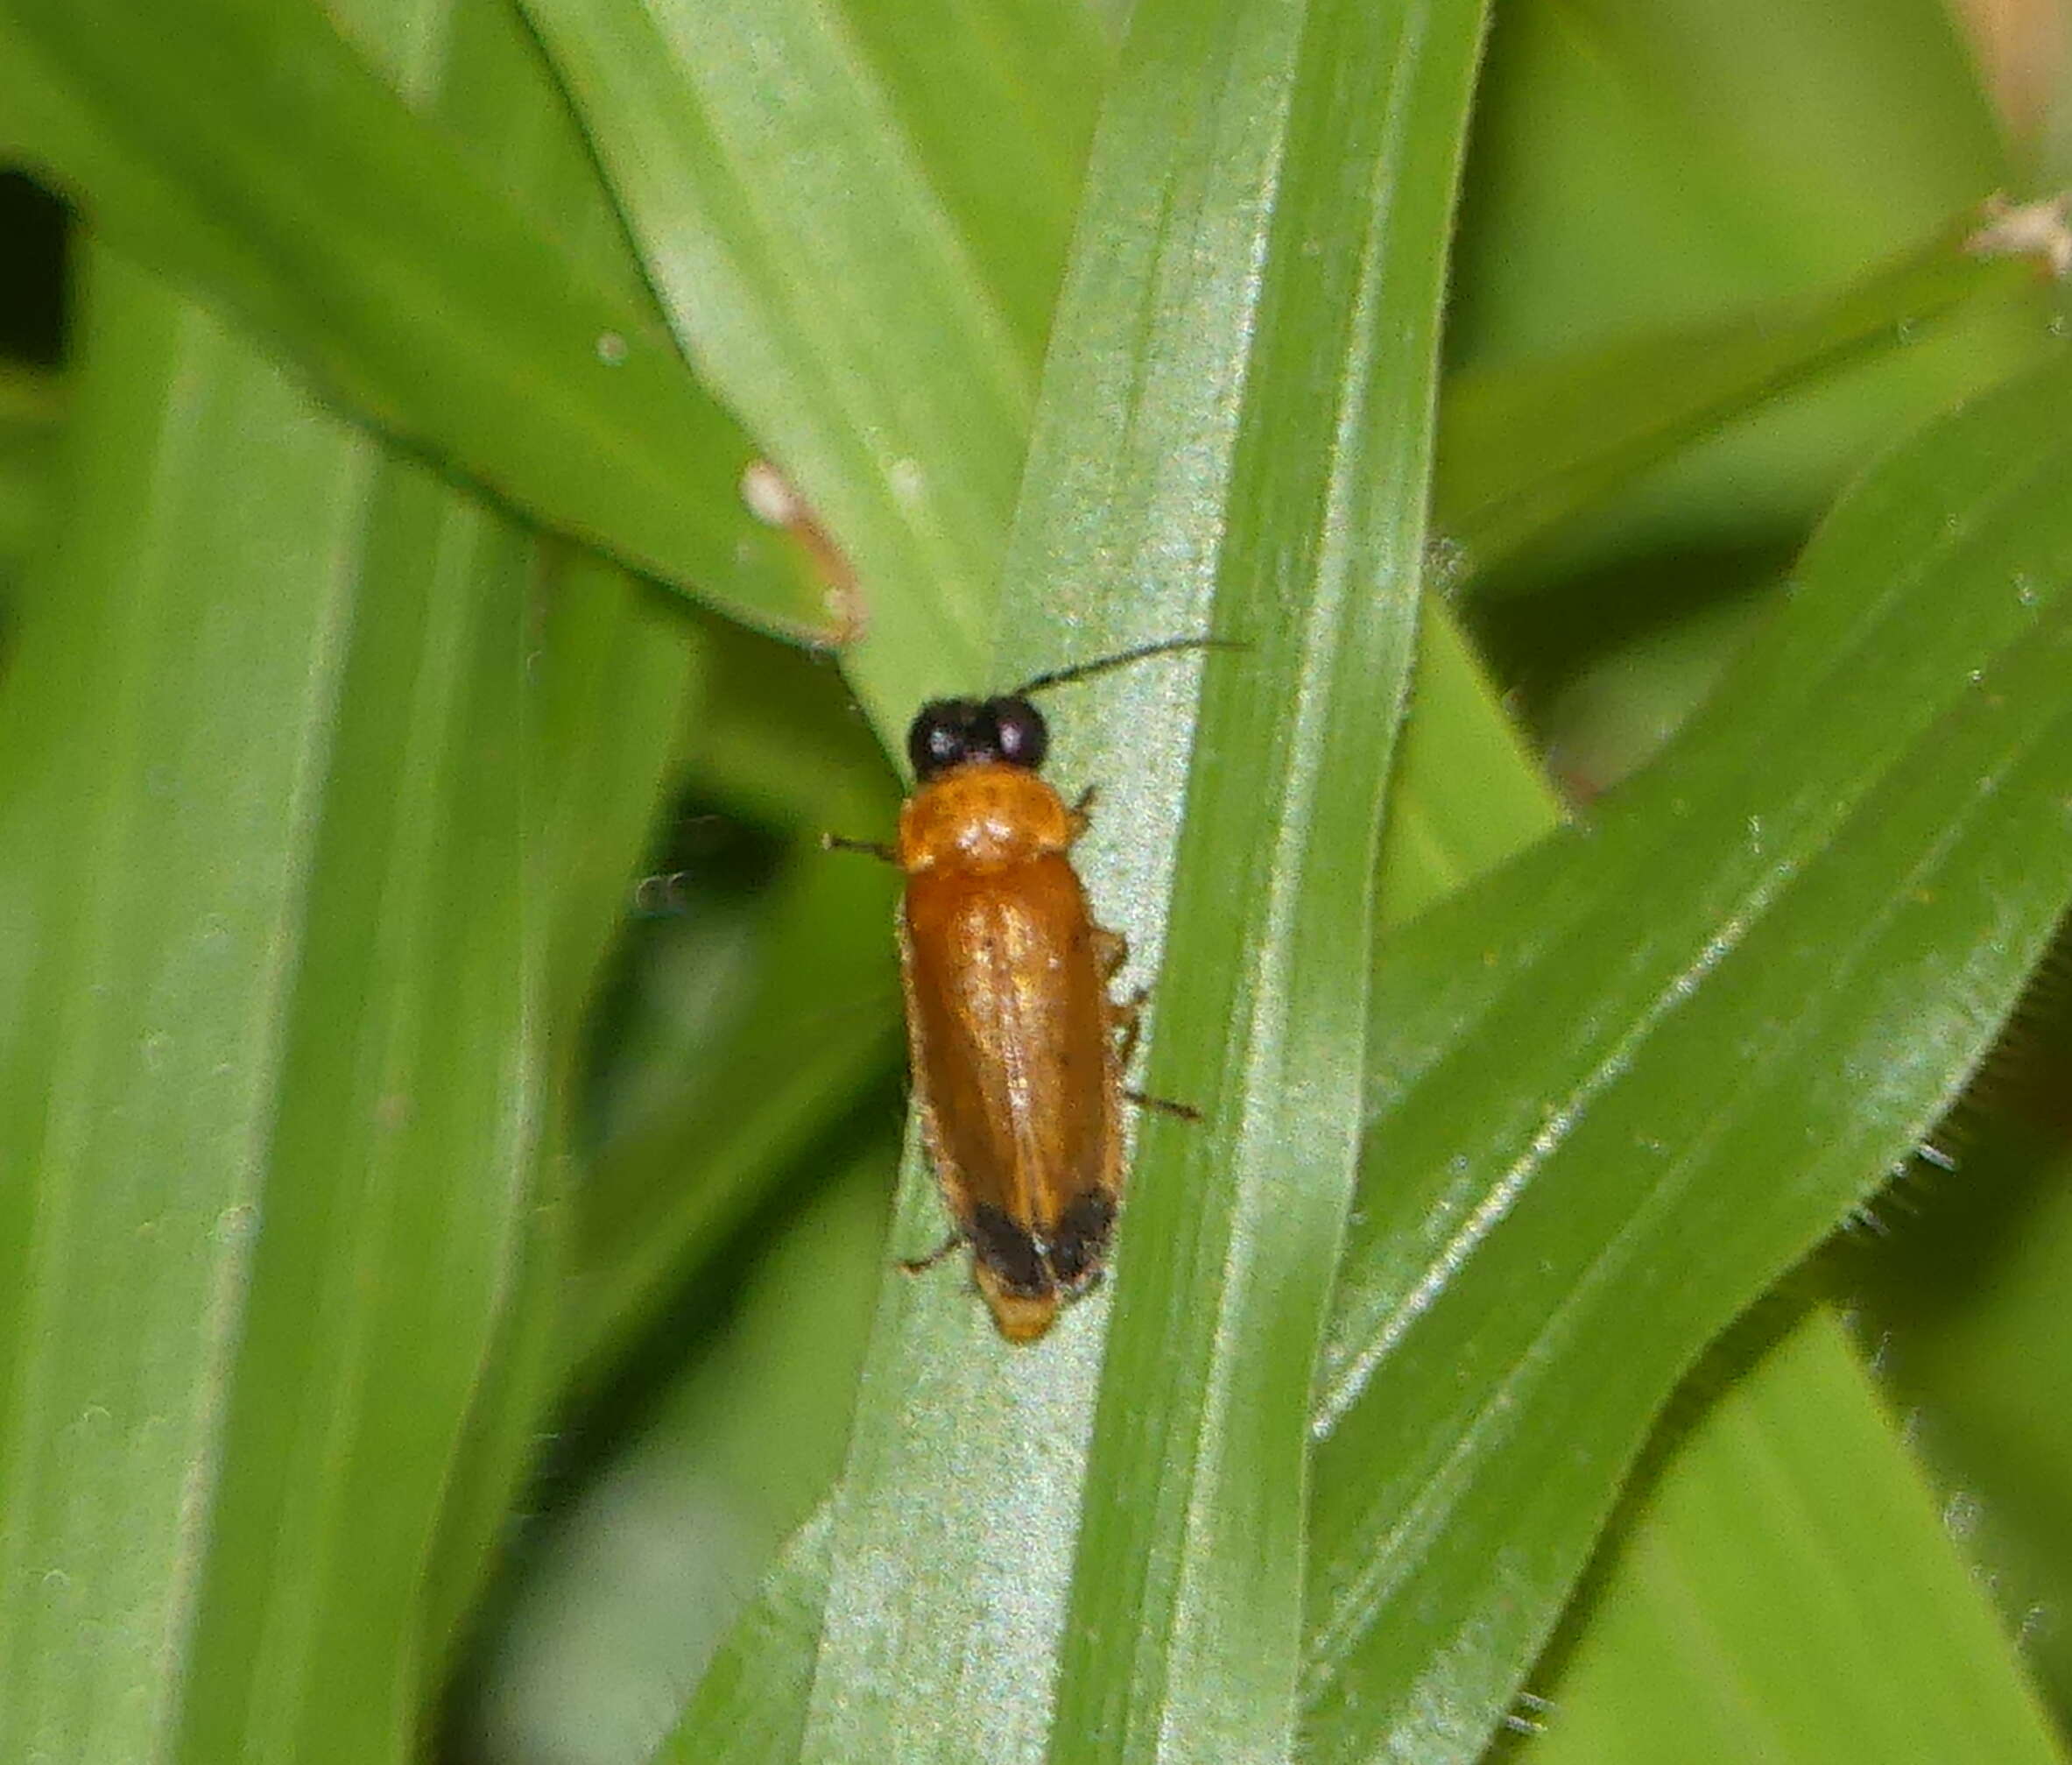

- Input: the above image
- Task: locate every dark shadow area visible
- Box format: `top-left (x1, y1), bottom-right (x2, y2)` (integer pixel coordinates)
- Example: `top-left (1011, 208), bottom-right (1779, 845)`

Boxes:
top-left (574, 787), bottom-right (794, 1154)
top-left (0, 170), bottom-right (68, 366)
top-left (1466, 533), bottom-right (1799, 728)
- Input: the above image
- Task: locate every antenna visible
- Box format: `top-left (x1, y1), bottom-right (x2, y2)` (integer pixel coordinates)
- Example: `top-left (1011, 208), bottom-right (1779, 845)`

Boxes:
top-left (1009, 634), bottom-right (1241, 699)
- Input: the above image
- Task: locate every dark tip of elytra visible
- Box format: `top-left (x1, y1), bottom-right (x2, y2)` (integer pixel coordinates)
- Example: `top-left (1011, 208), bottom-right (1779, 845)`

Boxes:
top-left (1046, 1190), bottom-right (1117, 1289)
top-left (967, 1203), bottom-right (1051, 1297)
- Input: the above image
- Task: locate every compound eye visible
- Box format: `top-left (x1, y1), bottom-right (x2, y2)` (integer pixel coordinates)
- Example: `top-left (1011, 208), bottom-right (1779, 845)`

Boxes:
top-left (988, 697), bottom-right (1049, 772)
top-left (909, 700), bottom-right (981, 781)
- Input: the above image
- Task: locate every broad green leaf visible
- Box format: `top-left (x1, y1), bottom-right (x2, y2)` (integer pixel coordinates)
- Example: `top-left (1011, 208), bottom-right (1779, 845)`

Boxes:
top-left (0, 0), bottom-right (841, 642)
top-left (1300, 349), bottom-right (2072, 1765)
top-left (1504, 1309), bottom-right (2062, 1765)
top-left (513, 0), bottom-right (1108, 734)
top-left (1434, 208), bottom-right (2047, 588)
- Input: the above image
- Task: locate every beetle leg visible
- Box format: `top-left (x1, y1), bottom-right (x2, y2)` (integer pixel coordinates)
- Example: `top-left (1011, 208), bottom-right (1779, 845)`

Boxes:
top-left (1126, 1088), bottom-right (1202, 1122)
top-left (1111, 983), bottom-right (1148, 1068)
top-left (822, 832), bottom-right (898, 863)
top-left (1110, 985), bottom-right (1199, 1118)
top-left (1068, 784), bottom-right (1100, 840)
top-left (899, 1231), bottom-right (963, 1275)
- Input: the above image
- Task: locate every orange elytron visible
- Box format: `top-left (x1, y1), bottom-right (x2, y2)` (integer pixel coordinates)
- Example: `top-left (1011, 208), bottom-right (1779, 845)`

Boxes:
top-left (836, 642), bottom-right (1211, 1343)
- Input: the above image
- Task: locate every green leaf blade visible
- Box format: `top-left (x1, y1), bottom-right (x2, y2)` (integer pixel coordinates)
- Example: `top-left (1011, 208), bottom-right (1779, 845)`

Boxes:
top-left (1511, 1310), bottom-right (2064, 1765)
top-left (0, 249), bottom-right (415, 1762)
top-left (514, 0), bottom-right (1103, 727)
top-left (768, 0), bottom-right (1320, 1742)
top-left (1300, 349), bottom-right (2072, 1765)
top-left (0, 0), bottom-right (836, 641)
top-left (771, 0), bottom-right (1493, 1760)
top-left (1043, 0), bottom-right (1489, 1760)
top-left (1434, 208), bottom-right (2048, 587)
top-left (171, 437), bottom-right (540, 1765)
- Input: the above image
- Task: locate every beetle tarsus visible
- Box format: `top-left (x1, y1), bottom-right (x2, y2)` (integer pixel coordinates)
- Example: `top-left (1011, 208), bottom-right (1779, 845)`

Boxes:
top-left (899, 1231), bottom-right (964, 1275)
top-left (824, 832), bottom-right (898, 862)
top-left (1125, 1088), bottom-right (1202, 1122)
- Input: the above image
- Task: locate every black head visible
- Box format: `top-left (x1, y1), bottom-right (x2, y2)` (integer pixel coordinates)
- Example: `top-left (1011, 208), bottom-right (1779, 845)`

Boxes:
top-left (906, 695), bottom-right (1050, 782)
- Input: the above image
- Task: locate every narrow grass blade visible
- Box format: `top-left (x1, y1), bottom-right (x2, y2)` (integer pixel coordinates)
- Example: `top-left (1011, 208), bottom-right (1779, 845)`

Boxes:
top-left (1505, 1309), bottom-right (2064, 1765)
top-left (0, 237), bottom-right (535, 1761)
top-left (0, 0), bottom-right (838, 641)
top-left (1434, 207), bottom-right (2051, 587)
top-left (709, 0), bottom-right (1348, 1742)
top-left (419, 549), bottom-right (707, 1677)
top-left (1448, 0), bottom-right (2019, 555)
top-left (776, 1), bottom-right (1491, 1762)
top-left (512, 0), bottom-right (1107, 731)
top-left (164, 371), bottom-right (542, 1765)
top-left (1046, 0), bottom-right (1486, 1758)
top-left (1300, 349), bottom-right (2072, 1765)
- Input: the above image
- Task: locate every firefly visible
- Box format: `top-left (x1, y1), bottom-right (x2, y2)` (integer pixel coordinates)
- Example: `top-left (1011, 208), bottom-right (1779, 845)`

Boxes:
top-left (831, 639), bottom-right (1216, 1342)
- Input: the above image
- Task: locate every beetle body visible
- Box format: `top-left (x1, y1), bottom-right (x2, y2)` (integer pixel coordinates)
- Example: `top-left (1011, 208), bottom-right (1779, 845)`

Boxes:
top-left (893, 700), bottom-right (1131, 1343)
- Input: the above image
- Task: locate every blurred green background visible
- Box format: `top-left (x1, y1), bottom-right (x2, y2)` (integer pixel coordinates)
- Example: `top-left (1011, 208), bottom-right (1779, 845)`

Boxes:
top-left (3, 2), bottom-right (2072, 1762)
